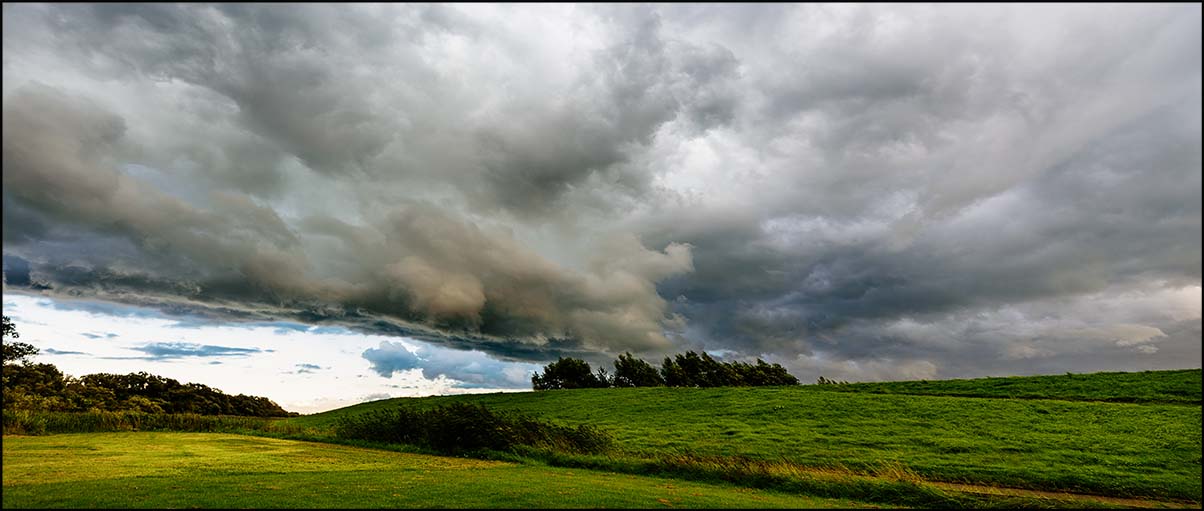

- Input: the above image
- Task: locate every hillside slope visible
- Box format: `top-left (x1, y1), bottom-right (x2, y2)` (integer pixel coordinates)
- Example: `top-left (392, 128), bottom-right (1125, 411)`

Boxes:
top-left (802, 369), bottom-right (1201, 404)
top-left (289, 369), bottom-right (1202, 501)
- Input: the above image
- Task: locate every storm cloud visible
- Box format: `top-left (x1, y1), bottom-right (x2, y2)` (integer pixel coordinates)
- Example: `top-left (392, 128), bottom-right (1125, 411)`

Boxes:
top-left (2, 4), bottom-right (1200, 382)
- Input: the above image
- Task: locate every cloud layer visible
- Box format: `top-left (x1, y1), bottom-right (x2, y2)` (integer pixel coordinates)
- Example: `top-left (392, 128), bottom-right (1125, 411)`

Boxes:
top-left (3, 4), bottom-right (1200, 381)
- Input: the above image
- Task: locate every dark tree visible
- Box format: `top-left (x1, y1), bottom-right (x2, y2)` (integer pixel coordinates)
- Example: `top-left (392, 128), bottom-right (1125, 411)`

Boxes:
top-left (2, 316), bottom-right (19, 339)
top-left (612, 352), bottom-right (664, 387)
top-left (2, 316), bottom-right (39, 365)
top-left (531, 357), bottom-right (606, 390)
top-left (656, 351), bottom-right (799, 388)
top-left (4, 351), bottom-right (294, 416)
top-left (594, 366), bottom-right (613, 388)
top-left (663, 351), bottom-right (740, 387)
top-left (5, 363), bottom-right (66, 397)
top-left (732, 359), bottom-right (800, 386)
top-left (2, 341), bottom-right (38, 365)
top-left (660, 356), bottom-right (690, 387)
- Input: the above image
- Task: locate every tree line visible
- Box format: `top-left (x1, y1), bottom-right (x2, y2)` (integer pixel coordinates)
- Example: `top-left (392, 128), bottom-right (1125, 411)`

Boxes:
top-left (2, 316), bottom-right (295, 417)
top-left (532, 351), bottom-right (800, 390)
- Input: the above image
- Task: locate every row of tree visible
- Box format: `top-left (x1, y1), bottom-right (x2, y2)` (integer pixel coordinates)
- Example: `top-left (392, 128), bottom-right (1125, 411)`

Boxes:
top-left (2, 316), bottom-right (295, 417)
top-left (532, 351), bottom-right (800, 390)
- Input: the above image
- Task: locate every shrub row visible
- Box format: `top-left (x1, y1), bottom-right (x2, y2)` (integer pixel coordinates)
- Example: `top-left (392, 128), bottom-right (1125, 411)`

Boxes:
top-left (333, 402), bottom-right (612, 455)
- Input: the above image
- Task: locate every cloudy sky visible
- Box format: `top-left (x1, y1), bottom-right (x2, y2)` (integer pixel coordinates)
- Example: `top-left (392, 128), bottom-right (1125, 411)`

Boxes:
top-left (2, 4), bottom-right (1200, 413)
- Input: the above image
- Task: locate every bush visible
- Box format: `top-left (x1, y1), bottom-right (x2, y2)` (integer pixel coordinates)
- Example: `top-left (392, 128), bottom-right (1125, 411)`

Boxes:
top-left (334, 402), bottom-right (612, 455)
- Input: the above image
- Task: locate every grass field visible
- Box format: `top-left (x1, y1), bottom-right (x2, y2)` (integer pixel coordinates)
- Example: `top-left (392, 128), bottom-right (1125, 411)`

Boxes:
top-left (802, 369), bottom-right (1201, 405)
top-left (289, 370), bottom-right (1203, 502)
top-left (1, 432), bottom-right (873, 509)
top-left (4, 369), bottom-right (1199, 508)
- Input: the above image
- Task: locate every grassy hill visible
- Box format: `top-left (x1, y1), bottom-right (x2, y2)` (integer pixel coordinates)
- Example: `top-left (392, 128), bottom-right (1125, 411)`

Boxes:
top-left (802, 369), bottom-right (1201, 404)
top-left (288, 369), bottom-right (1202, 502)
top-left (4, 369), bottom-right (1199, 507)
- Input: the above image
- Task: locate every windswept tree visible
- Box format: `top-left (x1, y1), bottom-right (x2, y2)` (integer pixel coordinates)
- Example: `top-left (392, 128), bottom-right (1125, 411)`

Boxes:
top-left (664, 351), bottom-right (742, 387)
top-left (532, 349), bottom-right (799, 390)
top-left (660, 356), bottom-right (690, 387)
top-left (612, 352), bottom-right (664, 387)
top-left (594, 366), bottom-right (613, 388)
top-left (531, 357), bottom-right (607, 390)
top-left (658, 350), bottom-right (800, 388)
top-left (731, 359), bottom-right (800, 386)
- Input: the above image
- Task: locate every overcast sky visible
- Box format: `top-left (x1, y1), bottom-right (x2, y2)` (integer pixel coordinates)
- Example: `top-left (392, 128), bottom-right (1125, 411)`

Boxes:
top-left (3, 4), bottom-right (1200, 413)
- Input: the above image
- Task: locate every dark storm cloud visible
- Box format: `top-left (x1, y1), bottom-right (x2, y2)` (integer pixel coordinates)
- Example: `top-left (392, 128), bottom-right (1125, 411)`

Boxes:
top-left (627, 4), bottom-right (1201, 379)
top-left (2, 4), bottom-right (1200, 380)
top-left (2, 254), bottom-right (31, 286)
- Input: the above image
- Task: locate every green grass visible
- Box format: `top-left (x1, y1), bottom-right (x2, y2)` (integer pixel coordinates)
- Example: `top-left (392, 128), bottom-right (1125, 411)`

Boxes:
top-left (5, 369), bottom-right (1199, 507)
top-left (802, 369), bottom-right (1201, 405)
top-left (1, 432), bottom-right (876, 509)
top-left (289, 373), bottom-right (1202, 502)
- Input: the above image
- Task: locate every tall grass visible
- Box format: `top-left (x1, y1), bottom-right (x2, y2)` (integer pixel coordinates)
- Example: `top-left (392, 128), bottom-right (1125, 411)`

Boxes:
top-left (2, 409), bottom-right (304, 436)
top-left (526, 451), bottom-right (1103, 509)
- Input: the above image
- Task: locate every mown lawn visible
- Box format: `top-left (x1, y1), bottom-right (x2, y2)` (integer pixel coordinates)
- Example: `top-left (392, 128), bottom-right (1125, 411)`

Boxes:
top-left (1, 432), bottom-right (874, 509)
top-left (289, 380), bottom-right (1202, 501)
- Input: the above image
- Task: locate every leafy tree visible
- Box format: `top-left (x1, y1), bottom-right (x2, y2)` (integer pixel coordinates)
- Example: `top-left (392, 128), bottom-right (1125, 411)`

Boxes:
top-left (731, 359), bottom-right (800, 386)
top-left (2, 316), bottom-right (38, 365)
top-left (656, 351), bottom-right (799, 388)
top-left (612, 352), bottom-right (664, 387)
top-left (660, 356), bottom-right (690, 387)
top-left (63, 377), bottom-right (118, 411)
top-left (6, 362), bottom-right (66, 396)
top-left (0, 318), bottom-right (294, 416)
top-left (594, 366), bottom-right (613, 388)
top-left (2, 315), bottom-right (18, 339)
top-left (121, 395), bottom-right (166, 414)
top-left (531, 357), bottom-right (606, 390)
top-left (2, 342), bottom-right (39, 365)
top-left (662, 351), bottom-right (742, 387)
